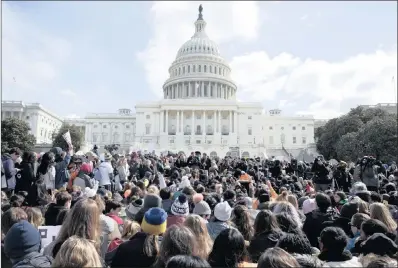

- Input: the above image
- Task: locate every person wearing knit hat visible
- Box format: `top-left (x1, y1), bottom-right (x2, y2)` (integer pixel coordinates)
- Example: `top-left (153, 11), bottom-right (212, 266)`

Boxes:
top-left (141, 207), bottom-right (167, 235)
top-left (193, 201), bottom-right (211, 222)
top-left (167, 194), bottom-right (189, 228)
top-left (207, 201), bottom-right (233, 240)
top-left (134, 194), bottom-right (162, 224)
top-left (112, 208), bottom-right (166, 268)
top-left (302, 198), bottom-right (317, 215)
top-left (126, 198), bottom-right (144, 220)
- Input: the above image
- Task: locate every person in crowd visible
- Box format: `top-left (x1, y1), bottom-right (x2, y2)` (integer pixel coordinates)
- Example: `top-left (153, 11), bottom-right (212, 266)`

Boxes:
top-left (53, 236), bottom-right (102, 267)
top-left (230, 204), bottom-right (254, 241)
top-left (358, 233), bottom-right (398, 264)
top-left (277, 232), bottom-right (318, 257)
top-left (193, 200), bottom-right (212, 222)
top-left (207, 201), bottom-right (233, 240)
top-left (105, 199), bottom-right (124, 231)
top-left (134, 193), bottom-right (162, 224)
top-left (107, 219), bottom-right (140, 254)
top-left (4, 220), bottom-right (53, 268)
top-left (44, 190), bottom-right (71, 224)
top-left (154, 225), bottom-right (197, 268)
top-left (248, 210), bottom-right (284, 262)
top-left (257, 247), bottom-right (299, 268)
top-left (111, 207), bottom-right (166, 267)
top-left (167, 194), bottom-right (189, 228)
top-left (346, 213), bottom-right (370, 251)
top-left (72, 162), bottom-right (93, 189)
top-left (94, 153), bottom-right (114, 191)
top-left (184, 214), bottom-right (213, 260)
top-left (303, 193), bottom-right (335, 247)
top-left (208, 228), bottom-right (255, 268)
top-left (272, 201), bottom-right (304, 228)
top-left (2, 148), bottom-right (22, 196)
top-left (311, 157), bottom-right (332, 192)
top-left (116, 156), bottom-right (129, 186)
top-left (165, 255), bottom-right (210, 268)
top-left (318, 227), bottom-right (362, 267)
top-left (323, 201), bottom-right (359, 236)
top-left (14, 152), bottom-right (36, 199)
top-left (52, 146), bottom-right (72, 190)
top-left (24, 207), bottom-right (43, 229)
top-left (159, 188), bottom-right (173, 213)
top-left (369, 202), bottom-right (398, 235)
top-left (49, 198), bottom-right (101, 258)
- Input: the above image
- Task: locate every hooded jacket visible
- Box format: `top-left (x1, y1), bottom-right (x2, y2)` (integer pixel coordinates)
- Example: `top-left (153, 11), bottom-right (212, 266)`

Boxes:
top-left (4, 221), bottom-right (53, 268)
top-left (2, 154), bottom-right (17, 190)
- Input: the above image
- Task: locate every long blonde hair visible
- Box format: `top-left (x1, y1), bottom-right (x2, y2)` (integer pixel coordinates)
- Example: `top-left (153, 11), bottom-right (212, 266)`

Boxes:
top-left (56, 199), bottom-right (101, 250)
top-left (121, 220), bottom-right (140, 240)
top-left (287, 195), bottom-right (299, 210)
top-left (24, 207), bottom-right (43, 229)
top-left (369, 202), bottom-right (397, 232)
top-left (184, 214), bottom-right (213, 259)
top-left (52, 236), bottom-right (102, 267)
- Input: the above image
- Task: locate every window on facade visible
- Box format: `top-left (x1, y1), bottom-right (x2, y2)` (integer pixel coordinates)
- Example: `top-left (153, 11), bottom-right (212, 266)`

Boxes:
top-left (210, 66), bottom-right (212, 73)
top-left (269, 126), bottom-right (273, 130)
top-left (302, 126), bottom-right (306, 130)
top-left (185, 140), bottom-right (190, 145)
top-left (102, 133), bottom-right (108, 141)
top-left (196, 125), bottom-right (201, 135)
top-left (196, 114), bottom-right (201, 120)
top-left (196, 140), bottom-right (201, 144)
top-left (248, 128), bottom-right (252, 135)
top-left (293, 126), bottom-right (296, 130)
top-left (302, 137), bottom-right (307, 144)
top-left (183, 66), bottom-right (185, 74)
top-left (193, 65), bottom-right (196, 72)
top-left (103, 125), bottom-right (107, 129)
top-left (26, 116), bottom-right (30, 120)
top-left (269, 136), bottom-right (274, 144)
top-left (198, 65), bottom-right (201, 72)
top-left (146, 115), bottom-right (150, 119)
top-left (219, 67), bottom-right (221, 75)
top-left (94, 125), bottom-right (98, 129)
top-left (293, 137), bottom-right (297, 144)
top-left (248, 116), bottom-right (252, 120)
top-left (207, 115), bottom-right (212, 120)
top-left (178, 68), bottom-right (181, 75)
top-left (145, 124), bottom-right (151, 135)
top-left (204, 65), bottom-right (207, 72)
top-left (281, 126), bottom-right (284, 130)
top-left (115, 125), bottom-right (118, 129)
top-left (169, 139), bottom-right (175, 144)
top-left (126, 125), bottom-right (130, 129)
top-left (188, 66), bottom-right (190, 73)
top-left (222, 114), bottom-right (228, 120)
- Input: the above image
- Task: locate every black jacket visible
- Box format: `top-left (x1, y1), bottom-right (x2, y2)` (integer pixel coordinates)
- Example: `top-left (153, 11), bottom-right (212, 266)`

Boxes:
top-left (111, 232), bottom-right (158, 268)
top-left (303, 209), bottom-right (335, 247)
top-left (248, 231), bottom-right (284, 263)
top-left (323, 216), bottom-right (352, 237)
top-left (44, 203), bottom-right (64, 226)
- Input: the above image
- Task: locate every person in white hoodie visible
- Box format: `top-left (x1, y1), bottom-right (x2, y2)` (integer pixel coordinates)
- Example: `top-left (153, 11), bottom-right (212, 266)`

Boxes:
top-left (318, 227), bottom-right (362, 267)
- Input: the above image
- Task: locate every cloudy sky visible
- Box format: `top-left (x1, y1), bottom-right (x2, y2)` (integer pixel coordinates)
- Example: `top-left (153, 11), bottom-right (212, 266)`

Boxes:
top-left (2, 1), bottom-right (397, 119)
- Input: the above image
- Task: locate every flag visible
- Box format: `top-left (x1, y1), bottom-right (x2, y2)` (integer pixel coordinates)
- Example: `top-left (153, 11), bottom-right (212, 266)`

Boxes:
top-left (62, 130), bottom-right (72, 147)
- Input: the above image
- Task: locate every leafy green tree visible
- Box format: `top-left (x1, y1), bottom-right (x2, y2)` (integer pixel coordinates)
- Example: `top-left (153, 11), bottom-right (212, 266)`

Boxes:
top-left (336, 132), bottom-right (361, 162)
top-left (52, 123), bottom-right (84, 151)
top-left (1, 118), bottom-right (36, 153)
top-left (104, 144), bottom-right (120, 155)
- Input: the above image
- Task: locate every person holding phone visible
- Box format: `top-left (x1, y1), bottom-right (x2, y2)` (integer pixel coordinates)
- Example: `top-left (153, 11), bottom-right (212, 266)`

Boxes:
top-left (2, 147), bottom-right (22, 196)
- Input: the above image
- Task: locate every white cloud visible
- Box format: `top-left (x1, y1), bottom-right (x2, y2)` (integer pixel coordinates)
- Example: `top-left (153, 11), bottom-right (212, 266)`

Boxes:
top-left (60, 89), bottom-right (77, 97)
top-left (231, 48), bottom-right (397, 119)
top-left (300, 14), bottom-right (308, 21)
top-left (137, 1), bottom-right (261, 98)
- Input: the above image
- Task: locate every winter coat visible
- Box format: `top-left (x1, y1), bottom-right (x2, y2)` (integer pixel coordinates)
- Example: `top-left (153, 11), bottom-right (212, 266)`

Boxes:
top-left (248, 230), bottom-right (284, 262)
top-left (44, 203), bottom-right (65, 226)
top-left (11, 252), bottom-right (53, 268)
top-left (39, 166), bottom-right (55, 190)
top-left (95, 162), bottom-right (113, 186)
top-left (353, 164), bottom-right (379, 188)
top-left (207, 221), bottom-right (233, 241)
top-left (2, 154), bottom-right (17, 190)
top-left (73, 173), bottom-right (93, 189)
top-left (319, 251), bottom-right (362, 267)
top-left (14, 161), bottom-right (35, 193)
top-left (111, 232), bottom-right (158, 268)
top-left (54, 153), bottom-right (71, 189)
top-left (303, 209), bottom-right (335, 248)
top-left (162, 199), bottom-right (173, 213)
top-left (323, 216), bottom-right (351, 237)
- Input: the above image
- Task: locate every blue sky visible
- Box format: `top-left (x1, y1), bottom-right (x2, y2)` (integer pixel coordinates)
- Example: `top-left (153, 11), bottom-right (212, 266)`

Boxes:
top-left (2, 1), bottom-right (397, 119)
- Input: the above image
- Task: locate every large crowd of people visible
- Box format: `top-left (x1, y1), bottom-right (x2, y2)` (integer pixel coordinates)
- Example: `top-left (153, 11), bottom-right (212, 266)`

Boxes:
top-left (1, 145), bottom-right (398, 268)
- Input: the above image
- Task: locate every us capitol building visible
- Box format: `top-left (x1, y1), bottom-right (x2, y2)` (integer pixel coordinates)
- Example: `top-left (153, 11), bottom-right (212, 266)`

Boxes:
top-left (2, 6), bottom-right (317, 159)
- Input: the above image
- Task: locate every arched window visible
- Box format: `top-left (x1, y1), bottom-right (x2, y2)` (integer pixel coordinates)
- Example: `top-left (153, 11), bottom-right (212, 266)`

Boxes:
top-left (185, 125), bottom-right (191, 134)
top-left (183, 66), bottom-right (185, 74)
top-left (188, 65), bottom-right (190, 73)
top-left (196, 125), bottom-right (202, 135)
top-left (198, 65), bottom-right (201, 72)
top-left (179, 67), bottom-right (181, 75)
top-left (210, 65), bottom-right (212, 73)
top-left (219, 67), bottom-right (221, 75)
top-left (193, 65), bottom-right (196, 72)
top-left (207, 125), bottom-right (213, 134)
top-left (204, 65), bottom-right (207, 72)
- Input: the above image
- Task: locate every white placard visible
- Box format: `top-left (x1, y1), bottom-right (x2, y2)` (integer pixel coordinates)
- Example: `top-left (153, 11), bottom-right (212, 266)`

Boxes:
top-left (38, 225), bottom-right (62, 249)
top-left (62, 130), bottom-right (72, 145)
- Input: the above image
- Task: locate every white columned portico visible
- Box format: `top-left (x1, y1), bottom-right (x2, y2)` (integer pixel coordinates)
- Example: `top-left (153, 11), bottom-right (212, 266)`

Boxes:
top-left (213, 111), bottom-right (217, 133)
top-left (201, 81), bottom-right (204, 97)
top-left (234, 111), bottom-right (237, 134)
top-left (191, 110), bottom-right (195, 135)
top-left (218, 110), bottom-right (221, 133)
top-left (180, 111), bottom-right (184, 133)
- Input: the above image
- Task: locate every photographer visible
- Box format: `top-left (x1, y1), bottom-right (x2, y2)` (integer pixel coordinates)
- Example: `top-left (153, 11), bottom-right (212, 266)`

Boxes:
top-left (333, 161), bottom-right (351, 192)
top-left (311, 157), bottom-right (332, 192)
top-left (353, 156), bottom-right (380, 192)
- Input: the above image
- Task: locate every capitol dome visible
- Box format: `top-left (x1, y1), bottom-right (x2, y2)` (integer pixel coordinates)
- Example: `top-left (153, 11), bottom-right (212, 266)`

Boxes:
top-left (163, 5), bottom-right (237, 101)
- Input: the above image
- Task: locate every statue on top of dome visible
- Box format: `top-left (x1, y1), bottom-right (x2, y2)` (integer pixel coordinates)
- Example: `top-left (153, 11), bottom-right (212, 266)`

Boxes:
top-left (198, 4), bottom-right (203, 20)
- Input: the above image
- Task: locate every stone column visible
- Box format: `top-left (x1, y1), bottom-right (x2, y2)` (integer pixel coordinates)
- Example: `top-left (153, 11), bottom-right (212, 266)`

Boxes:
top-left (191, 110), bottom-right (195, 135)
top-left (234, 111), bottom-right (238, 134)
top-left (181, 111), bottom-right (184, 133)
top-left (229, 111), bottom-right (232, 133)
top-left (218, 111), bottom-right (221, 133)
top-left (177, 111), bottom-right (180, 134)
top-left (160, 111), bottom-right (164, 133)
top-left (203, 110), bottom-right (206, 135)
top-left (165, 110), bottom-right (169, 135)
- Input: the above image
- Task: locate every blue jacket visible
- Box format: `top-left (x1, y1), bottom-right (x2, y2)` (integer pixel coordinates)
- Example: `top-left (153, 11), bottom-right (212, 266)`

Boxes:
top-left (346, 231), bottom-right (360, 251)
top-left (54, 153), bottom-right (71, 189)
top-left (2, 154), bottom-right (16, 189)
